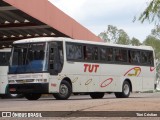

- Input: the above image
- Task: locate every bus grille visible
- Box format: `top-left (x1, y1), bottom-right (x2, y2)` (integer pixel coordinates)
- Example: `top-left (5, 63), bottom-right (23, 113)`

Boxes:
top-left (16, 79), bottom-right (34, 83)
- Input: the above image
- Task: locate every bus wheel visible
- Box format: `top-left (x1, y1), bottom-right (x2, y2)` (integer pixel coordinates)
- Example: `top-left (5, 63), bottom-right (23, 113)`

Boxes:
top-left (115, 81), bottom-right (131, 98)
top-left (53, 81), bottom-right (72, 100)
top-left (24, 93), bottom-right (41, 100)
top-left (90, 92), bottom-right (104, 99)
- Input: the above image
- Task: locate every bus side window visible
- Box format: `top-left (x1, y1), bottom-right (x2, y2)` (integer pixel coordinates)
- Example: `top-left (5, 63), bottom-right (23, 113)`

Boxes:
top-left (100, 48), bottom-right (107, 61)
top-left (128, 50), bottom-right (132, 63)
top-left (107, 48), bottom-right (113, 61)
top-left (148, 52), bottom-right (154, 66)
top-left (83, 46), bottom-right (98, 61)
top-left (130, 51), bottom-right (140, 64)
top-left (74, 45), bottom-right (82, 60)
top-left (83, 46), bottom-right (87, 60)
top-left (66, 44), bottom-right (74, 60)
top-left (84, 46), bottom-right (92, 60)
top-left (49, 42), bottom-right (63, 75)
top-left (92, 47), bottom-right (98, 60)
top-left (57, 43), bottom-right (63, 72)
top-left (114, 48), bottom-right (127, 62)
top-left (66, 43), bottom-right (82, 60)
top-left (141, 51), bottom-right (148, 64)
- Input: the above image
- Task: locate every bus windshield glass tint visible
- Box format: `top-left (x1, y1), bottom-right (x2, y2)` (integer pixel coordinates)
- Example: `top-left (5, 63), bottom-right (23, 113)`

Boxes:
top-left (9, 42), bottom-right (48, 73)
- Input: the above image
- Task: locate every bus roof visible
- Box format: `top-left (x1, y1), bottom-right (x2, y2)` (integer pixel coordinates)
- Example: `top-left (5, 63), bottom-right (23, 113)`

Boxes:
top-left (13, 37), bottom-right (153, 51)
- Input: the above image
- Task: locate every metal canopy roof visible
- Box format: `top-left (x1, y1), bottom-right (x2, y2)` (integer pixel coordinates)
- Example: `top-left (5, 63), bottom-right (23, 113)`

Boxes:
top-left (0, 0), bottom-right (69, 48)
top-left (0, 0), bottom-right (101, 48)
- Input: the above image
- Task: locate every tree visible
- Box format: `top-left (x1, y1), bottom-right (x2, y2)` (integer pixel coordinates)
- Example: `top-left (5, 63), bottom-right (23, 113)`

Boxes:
top-left (130, 37), bottom-right (141, 46)
top-left (116, 29), bottom-right (130, 45)
top-left (143, 35), bottom-right (160, 59)
top-left (98, 25), bottom-right (119, 43)
top-left (139, 0), bottom-right (160, 23)
top-left (151, 25), bottom-right (160, 39)
top-left (98, 25), bottom-right (130, 45)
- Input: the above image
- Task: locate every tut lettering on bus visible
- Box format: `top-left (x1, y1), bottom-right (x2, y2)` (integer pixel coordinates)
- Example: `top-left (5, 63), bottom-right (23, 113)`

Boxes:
top-left (124, 67), bottom-right (141, 77)
top-left (100, 78), bottom-right (113, 88)
top-left (84, 64), bottom-right (99, 73)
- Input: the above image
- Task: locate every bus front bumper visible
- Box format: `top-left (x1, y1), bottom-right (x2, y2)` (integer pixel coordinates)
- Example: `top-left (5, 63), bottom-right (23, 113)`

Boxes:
top-left (9, 83), bottom-right (49, 94)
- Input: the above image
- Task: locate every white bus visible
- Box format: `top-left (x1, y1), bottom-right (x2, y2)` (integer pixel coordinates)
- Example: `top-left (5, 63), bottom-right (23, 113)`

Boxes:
top-left (0, 48), bottom-right (11, 97)
top-left (8, 37), bottom-right (156, 100)
top-left (0, 48), bottom-right (23, 98)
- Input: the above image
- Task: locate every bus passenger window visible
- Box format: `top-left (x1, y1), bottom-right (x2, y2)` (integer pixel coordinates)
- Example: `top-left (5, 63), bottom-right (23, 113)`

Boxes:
top-left (86, 51), bottom-right (92, 60)
top-left (100, 48), bottom-right (107, 60)
top-left (114, 49), bottom-right (127, 62)
top-left (106, 48), bottom-right (113, 61)
top-left (131, 51), bottom-right (140, 63)
top-left (84, 46), bottom-right (92, 60)
top-left (92, 47), bottom-right (98, 60)
top-left (74, 45), bottom-right (82, 59)
top-left (148, 52), bottom-right (154, 65)
top-left (66, 44), bottom-right (75, 60)
top-left (51, 48), bottom-right (54, 53)
top-left (141, 51), bottom-right (148, 64)
top-left (128, 51), bottom-right (131, 63)
top-left (121, 49), bottom-right (127, 62)
top-left (66, 43), bottom-right (82, 60)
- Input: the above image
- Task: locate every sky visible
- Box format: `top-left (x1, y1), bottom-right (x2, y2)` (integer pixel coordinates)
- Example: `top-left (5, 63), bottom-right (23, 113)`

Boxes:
top-left (49, 0), bottom-right (154, 42)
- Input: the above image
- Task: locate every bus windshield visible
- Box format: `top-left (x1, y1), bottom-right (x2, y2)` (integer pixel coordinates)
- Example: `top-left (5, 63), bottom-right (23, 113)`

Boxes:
top-left (9, 42), bottom-right (48, 74)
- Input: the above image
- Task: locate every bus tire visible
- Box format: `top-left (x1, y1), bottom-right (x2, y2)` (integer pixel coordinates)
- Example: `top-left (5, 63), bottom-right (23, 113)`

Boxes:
top-left (53, 81), bottom-right (72, 100)
top-left (115, 81), bottom-right (131, 98)
top-left (90, 92), bottom-right (104, 99)
top-left (24, 93), bottom-right (41, 100)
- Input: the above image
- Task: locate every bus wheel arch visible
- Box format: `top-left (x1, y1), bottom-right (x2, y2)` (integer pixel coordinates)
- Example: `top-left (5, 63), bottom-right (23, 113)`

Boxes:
top-left (53, 77), bottom-right (72, 100)
top-left (62, 77), bottom-right (72, 90)
top-left (115, 79), bottom-right (132, 98)
top-left (125, 79), bottom-right (132, 92)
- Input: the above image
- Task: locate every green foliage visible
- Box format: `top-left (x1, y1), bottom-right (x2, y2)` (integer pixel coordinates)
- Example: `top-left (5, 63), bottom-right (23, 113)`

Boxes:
top-left (131, 37), bottom-right (142, 46)
top-left (139, 0), bottom-right (160, 23)
top-left (151, 25), bottom-right (160, 39)
top-left (98, 25), bottom-right (132, 45)
top-left (98, 25), bottom-right (120, 43)
top-left (116, 29), bottom-right (130, 45)
top-left (143, 35), bottom-right (160, 59)
top-left (144, 25), bottom-right (160, 60)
